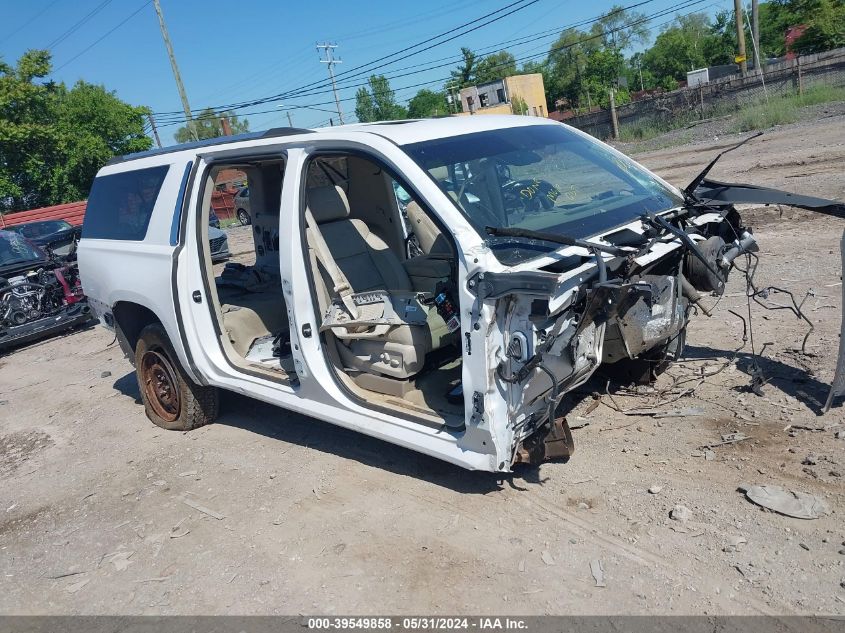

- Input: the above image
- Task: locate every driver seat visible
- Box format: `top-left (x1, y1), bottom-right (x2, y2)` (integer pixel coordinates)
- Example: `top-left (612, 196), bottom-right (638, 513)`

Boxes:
top-left (306, 185), bottom-right (452, 380)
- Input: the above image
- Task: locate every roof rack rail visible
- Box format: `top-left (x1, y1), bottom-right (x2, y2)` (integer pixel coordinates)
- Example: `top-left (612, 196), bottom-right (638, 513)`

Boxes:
top-left (106, 127), bottom-right (313, 165)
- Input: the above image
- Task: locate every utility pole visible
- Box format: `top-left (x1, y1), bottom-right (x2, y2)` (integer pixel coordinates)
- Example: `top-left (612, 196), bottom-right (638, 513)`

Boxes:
top-left (445, 83), bottom-right (459, 114)
top-left (152, 0), bottom-right (197, 140)
top-left (317, 43), bottom-right (344, 125)
top-left (733, 0), bottom-right (748, 76)
top-left (751, 0), bottom-right (760, 73)
top-left (147, 113), bottom-right (162, 148)
top-left (286, 111), bottom-right (294, 127)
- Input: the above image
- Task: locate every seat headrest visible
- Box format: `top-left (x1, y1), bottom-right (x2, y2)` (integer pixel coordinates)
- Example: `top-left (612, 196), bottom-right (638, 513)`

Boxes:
top-left (307, 185), bottom-right (350, 223)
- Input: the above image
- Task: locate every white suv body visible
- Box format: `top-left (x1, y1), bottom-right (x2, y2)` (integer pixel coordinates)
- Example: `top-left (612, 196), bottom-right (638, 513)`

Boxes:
top-left (78, 115), bottom-right (757, 472)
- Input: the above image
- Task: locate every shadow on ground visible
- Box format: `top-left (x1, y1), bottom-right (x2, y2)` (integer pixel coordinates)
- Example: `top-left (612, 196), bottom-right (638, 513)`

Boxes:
top-left (110, 369), bottom-right (532, 493)
top-left (684, 344), bottom-right (833, 414)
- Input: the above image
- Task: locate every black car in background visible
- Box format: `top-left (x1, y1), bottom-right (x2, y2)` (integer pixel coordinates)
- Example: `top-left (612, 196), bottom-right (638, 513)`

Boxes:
top-left (6, 219), bottom-right (81, 256)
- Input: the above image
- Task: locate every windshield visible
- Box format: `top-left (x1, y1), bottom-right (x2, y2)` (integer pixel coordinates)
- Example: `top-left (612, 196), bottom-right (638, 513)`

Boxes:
top-left (0, 231), bottom-right (46, 266)
top-left (404, 124), bottom-right (682, 265)
top-left (15, 220), bottom-right (72, 238)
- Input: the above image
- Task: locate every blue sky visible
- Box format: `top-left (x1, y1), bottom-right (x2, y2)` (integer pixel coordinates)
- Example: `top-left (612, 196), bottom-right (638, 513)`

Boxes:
top-left (1, 0), bottom-right (731, 143)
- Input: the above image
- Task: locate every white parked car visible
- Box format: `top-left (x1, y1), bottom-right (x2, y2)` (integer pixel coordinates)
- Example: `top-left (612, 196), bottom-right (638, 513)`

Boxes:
top-left (78, 116), bottom-right (839, 472)
top-left (207, 225), bottom-right (230, 262)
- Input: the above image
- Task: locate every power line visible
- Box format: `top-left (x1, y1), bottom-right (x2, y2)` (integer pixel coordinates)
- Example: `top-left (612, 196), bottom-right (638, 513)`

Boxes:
top-left (191, 0), bottom-right (490, 107)
top-left (286, 0), bottom-right (541, 100)
top-left (45, 0), bottom-right (114, 50)
top-left (150, 0), bottom-right (542, 119)
top-left (0, 0), bottom-right (62, 46)
top-left (282, 0), bottom-right (662, 100)
top-left (53, 1), bottom-right (152, 73)
top-left (151, 0), bottom-right (703, 123)
top-left (151, 0), bottom-right (711, 128)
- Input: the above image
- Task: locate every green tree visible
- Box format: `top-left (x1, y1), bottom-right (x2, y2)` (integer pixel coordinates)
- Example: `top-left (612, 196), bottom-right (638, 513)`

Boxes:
top-left (589, 4), bottom-right (651, 94)
top-left (408, 89), bottom-right (447, 118)
top-left (546, 29), bottom-right (597, 109)
top-left (473, 51), bottom-right (518, 84)
top-left (57, 81), bottom-right (152, 202)
top-left (174, 108), bottom-right (249, 143)
top-left (756, 1), bottom-right (800, 56)
top-left (511, 95), bottom-right (529, 115)
top-left (449, 47), bottom-right (477, 89)
top-left (642, 13), bottom-right (717, 82)
top-left (790, 0), bottom-right (845, 53)
top-left (590, 4), bottom-right (651, 52)
top-left (354, 75), bottom-right (407, 122)
top-left (0, 49), bottom-right (150, 212)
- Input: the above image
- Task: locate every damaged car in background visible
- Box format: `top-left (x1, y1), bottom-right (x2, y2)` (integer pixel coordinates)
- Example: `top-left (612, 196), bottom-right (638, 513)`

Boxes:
top-left (0, 229), bottom-right (91, 351)
top-left (79, 117), bottom-right (845, 473)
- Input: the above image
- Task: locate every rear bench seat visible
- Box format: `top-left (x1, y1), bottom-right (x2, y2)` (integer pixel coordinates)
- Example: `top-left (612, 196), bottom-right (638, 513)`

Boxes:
top-left (218, 289), bottom-right (288, 357)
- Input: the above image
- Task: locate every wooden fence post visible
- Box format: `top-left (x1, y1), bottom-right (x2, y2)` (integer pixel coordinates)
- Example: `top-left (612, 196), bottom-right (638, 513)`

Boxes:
top-left (797, 55), bottom-right (804, 96)
top-left (609, 89), bottom-right (619, 140)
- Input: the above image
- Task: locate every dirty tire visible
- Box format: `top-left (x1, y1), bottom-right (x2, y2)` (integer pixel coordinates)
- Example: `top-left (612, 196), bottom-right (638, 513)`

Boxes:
top-left (134, 323), bottom-right (218, 431)
top-left (237, 208), bottom-right (251, 226)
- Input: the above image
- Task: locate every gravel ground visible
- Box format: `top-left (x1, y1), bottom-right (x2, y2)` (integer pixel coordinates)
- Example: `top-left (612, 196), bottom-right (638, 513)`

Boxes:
top-left (1, 105), bottom-right (845, 615)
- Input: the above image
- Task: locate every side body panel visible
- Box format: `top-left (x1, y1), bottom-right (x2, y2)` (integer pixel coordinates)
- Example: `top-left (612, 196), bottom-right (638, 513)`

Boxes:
top-left (78, 157), bottom-right (200, 381)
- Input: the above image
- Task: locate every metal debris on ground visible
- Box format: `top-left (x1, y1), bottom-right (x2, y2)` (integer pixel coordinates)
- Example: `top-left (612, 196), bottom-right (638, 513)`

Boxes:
top-left (738, 483), bottom-right (830, 519)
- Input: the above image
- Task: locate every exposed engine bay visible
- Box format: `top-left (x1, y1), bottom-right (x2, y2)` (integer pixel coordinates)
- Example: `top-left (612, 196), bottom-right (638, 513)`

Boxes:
top-left (0, 230), bottom-right (91, 351)
top-left (462, 133), bottom-right (845, 467)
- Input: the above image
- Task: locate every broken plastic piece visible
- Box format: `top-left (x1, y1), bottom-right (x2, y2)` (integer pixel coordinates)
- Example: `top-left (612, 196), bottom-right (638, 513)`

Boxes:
top-left (741, 484), bottom-right (830, 520)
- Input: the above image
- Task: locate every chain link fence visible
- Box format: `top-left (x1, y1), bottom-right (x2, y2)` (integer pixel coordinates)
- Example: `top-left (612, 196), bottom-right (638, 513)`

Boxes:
top-left (563, 47), bottom-right (845, 140)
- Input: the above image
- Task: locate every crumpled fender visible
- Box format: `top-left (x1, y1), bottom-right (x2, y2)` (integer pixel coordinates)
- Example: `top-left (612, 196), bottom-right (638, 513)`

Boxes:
top-left (694, 178), bottom-right (845, 218)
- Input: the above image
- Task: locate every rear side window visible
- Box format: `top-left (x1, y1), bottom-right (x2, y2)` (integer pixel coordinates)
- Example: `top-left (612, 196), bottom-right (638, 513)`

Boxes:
top-left (83, 165), bottom-right (169, 240)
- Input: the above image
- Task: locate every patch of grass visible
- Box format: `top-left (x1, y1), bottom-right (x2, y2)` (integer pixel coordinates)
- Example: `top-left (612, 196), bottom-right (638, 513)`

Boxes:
top-left (731, 98), bottom-right (800, 132)
top-left (617, 122), bottom-right (667, 142)
top-left (619, 83), bottom-right (845, 141)
top-left (219, 218), bottom-right (241, 229)
top-left (730, 84), bottom-right (845, 132)
top-left (795, 84), bottom-right (845, 106)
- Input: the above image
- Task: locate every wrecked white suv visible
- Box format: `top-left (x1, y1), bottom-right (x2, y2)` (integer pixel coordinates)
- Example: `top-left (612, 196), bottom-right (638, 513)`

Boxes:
top-left (79, 116), bottom-right (843, 472)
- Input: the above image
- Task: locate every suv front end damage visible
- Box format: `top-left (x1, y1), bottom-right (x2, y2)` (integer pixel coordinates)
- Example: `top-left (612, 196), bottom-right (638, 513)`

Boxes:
top-left (466, 202), bottom-right (759, 467)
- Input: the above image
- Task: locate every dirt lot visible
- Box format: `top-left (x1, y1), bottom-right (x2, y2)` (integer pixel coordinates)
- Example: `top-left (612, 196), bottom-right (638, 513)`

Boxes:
top-left (2, 105), bottom-right (845, 615)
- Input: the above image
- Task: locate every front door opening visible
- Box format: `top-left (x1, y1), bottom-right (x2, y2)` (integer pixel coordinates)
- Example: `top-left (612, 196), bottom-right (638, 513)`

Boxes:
top-left (302, 153), bottom-right (465, 427)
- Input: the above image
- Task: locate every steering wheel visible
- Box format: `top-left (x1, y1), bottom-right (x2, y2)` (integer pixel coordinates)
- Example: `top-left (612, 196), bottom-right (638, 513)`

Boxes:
top-left (503, 179), bottom-right (558, 213)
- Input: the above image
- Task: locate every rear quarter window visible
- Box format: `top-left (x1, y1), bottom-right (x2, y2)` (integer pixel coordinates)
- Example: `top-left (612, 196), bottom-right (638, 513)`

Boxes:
top-left (83, 165), bottom-right (170, 240)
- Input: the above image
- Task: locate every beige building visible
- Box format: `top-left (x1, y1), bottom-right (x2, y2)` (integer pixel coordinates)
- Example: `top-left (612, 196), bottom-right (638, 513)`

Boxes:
top-left (458, 73), bottom-right (548, 117)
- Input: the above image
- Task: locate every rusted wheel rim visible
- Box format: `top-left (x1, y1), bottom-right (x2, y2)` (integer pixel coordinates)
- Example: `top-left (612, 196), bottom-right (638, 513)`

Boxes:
top-left (140, 349), bottom-right (180, 422)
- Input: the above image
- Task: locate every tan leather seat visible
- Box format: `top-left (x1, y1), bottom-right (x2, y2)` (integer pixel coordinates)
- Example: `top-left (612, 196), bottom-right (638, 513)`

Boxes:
top-left (219, 292), bottom-right (288, 357)
top-left (307, 185), bottom-right (453, 379)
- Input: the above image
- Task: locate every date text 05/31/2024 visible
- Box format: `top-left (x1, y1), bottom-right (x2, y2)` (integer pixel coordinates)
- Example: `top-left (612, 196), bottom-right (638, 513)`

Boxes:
top-left (307, 618), bottom-right (528, 630)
